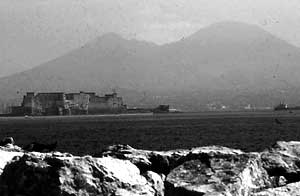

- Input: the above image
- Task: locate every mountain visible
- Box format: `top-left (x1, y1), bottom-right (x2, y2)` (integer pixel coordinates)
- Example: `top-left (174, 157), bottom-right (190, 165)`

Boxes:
top-left (0, 64), bottom-right (26, 78)
top-left (1, 22), bottom-right (300, 111)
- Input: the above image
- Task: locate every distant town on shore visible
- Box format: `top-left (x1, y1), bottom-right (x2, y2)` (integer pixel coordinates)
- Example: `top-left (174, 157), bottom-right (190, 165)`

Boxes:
top-left (2, 90), bottom-right (299, 116)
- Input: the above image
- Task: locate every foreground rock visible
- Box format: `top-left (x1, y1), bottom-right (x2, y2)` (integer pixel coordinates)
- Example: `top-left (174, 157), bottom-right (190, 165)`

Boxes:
top-left (0, 145), bottom-right (23, 175)
top-left (261, 141), bottom-right (300, 185)
top-left (100, 144), bottom-right (190, 174)
top-left (253, 181), bottom-right (300, 196)
top-left (3, 140), bottom-right (300, 195)
top-left (166, 152), bottom-right (272, 196)
top-left (101, 145), bottom-right (243, 175)
top-left (102, 145), bottom-right (274, 196)
top-left (0, 152), bottom-right (163, 196)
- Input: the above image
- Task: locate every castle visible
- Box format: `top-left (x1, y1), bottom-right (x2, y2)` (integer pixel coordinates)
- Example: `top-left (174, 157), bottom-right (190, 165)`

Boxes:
top-left (11, 91), bottom-right (126, 116)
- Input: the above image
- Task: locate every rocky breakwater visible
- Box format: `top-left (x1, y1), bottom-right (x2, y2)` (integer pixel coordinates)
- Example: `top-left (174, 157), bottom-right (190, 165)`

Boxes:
top-left (1, 140), bottom-right (300, 195)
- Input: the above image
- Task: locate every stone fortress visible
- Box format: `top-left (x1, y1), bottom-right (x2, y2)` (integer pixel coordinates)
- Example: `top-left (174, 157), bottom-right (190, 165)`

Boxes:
top-left (11, 91), bottom-right (126, 116)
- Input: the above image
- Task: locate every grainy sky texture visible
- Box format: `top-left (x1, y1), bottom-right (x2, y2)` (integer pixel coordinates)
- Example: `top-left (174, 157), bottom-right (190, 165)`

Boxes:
top-left (1, 0), bottom-right (300, 77)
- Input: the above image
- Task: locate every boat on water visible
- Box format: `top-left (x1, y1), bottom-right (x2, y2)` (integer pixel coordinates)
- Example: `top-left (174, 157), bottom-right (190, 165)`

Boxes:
top-left (274, 102), bottom-right (300, 111)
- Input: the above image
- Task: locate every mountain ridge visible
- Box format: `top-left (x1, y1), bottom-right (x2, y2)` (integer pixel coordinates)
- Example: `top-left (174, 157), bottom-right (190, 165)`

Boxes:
top-left (1, 21), bottom-right (300, 111)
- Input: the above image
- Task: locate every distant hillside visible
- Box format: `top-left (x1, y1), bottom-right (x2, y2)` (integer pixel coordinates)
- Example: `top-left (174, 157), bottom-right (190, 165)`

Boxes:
top-left (1, 22), bottom-right (300, 111)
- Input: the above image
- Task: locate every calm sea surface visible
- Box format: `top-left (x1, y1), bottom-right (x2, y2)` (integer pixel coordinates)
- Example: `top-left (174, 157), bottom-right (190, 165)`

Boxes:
top-left (0, 111), bottom-right (299, 155)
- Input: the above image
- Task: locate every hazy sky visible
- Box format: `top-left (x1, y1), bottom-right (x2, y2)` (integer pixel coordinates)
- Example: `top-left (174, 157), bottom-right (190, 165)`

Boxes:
top-left (1, 0), bottom-right (300, 77)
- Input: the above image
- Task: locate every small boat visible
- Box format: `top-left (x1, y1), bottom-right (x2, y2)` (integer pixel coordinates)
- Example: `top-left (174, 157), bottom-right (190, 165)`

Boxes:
top-left (274, 102), bottom-right (300, 111)
top-left (274, 102), bottom-right (288, 111)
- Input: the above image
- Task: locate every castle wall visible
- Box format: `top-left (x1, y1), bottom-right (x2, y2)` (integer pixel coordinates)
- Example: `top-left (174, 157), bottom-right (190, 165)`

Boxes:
top-left (88, 93), bottom-right (126, 114)
top-left (11, 91), bottom-right (126, 116)
top-left (66, 93), bottom-right (90, 115)
top-left (10, 106), bottom-right (25, 116)
top-left (33, 93), bottom-right (66, 115)
top-left (21, 92), bottom-right (35, 115)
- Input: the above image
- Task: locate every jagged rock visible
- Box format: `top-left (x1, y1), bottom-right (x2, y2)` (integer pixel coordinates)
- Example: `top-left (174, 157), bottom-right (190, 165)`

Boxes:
top-left (144, 171), bottom-right (165, 196)
top-left (0, 146), bottom-right (23, 175)
top-left (0, 136), bottom-right (22, 152)
top-left (261, 141), bottom-right (300, 184)
top-left (102, 145), bottom-right (275, 196)
top-left (165, 151), bottom-right (272, 196)
top-left (3, 141), bottom-right (300, 196)
top-left (0, 144), bottom-right (23, 152)
top-left (100, 144), bottom-right (191, 174)
top-left (101, 144), bottom-right (245, 175)
top-left (0, 152), bottom-right (163, 196)
top-left (253, 181), bottom-right (300, 196)
top-left (100, 145), bottom-right (152, 171)
top-left (0, 137), bottom-right (15, 146)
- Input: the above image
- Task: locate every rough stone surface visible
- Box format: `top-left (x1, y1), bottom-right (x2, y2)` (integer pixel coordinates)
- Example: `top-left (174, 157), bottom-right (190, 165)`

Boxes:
top-left (0, 146), bottom-right (23, 175)
top-left (0, 152), bottom-right (162, 196)
top-left (253, 181), bottom-right (300, 196)
top-left (2, 140), bottom-right (300, 195)
top-left (165, 152), bottom-right (272, 196)
top-left (101, 144), bottom-right (191, 174)
top-left (102, 145), bottom-right (273, 196)
top-left (0, 137), bottom-right (15, 146)
top-left (261, 141), bottom-right (300, 184)
top-left (144, 171), bottom-right (165, 196)
top-left (101, 144), bottom-right (243, 175)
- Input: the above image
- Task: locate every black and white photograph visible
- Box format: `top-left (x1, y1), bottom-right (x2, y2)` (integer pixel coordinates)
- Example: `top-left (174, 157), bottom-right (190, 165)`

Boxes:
top-left (1, 0), bottom-right (300, 195)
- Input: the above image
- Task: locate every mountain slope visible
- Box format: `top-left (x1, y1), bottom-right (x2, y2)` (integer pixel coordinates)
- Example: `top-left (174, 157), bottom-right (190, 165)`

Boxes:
top-left (1, 22), bottom-right (300, 110)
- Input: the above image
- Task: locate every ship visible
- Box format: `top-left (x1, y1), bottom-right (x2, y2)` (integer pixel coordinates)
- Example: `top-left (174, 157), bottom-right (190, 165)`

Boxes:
top-left (274, 102), bottom-right (300, 111)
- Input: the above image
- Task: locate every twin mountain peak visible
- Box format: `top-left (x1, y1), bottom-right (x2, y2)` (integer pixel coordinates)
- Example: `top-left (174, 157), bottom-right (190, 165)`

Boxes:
top-left (1, 22), bottom-right (300, 110)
